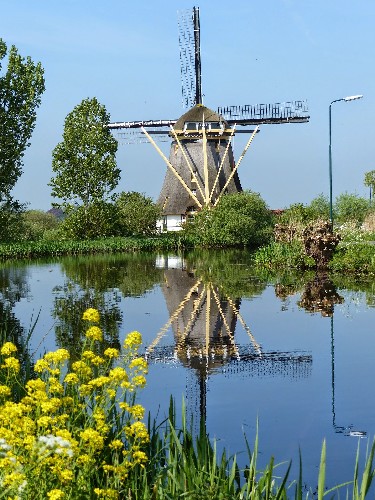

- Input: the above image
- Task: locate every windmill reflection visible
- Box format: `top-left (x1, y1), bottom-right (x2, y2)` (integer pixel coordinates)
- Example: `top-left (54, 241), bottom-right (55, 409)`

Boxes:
top-left (146, 256), bottom-right (312, 431)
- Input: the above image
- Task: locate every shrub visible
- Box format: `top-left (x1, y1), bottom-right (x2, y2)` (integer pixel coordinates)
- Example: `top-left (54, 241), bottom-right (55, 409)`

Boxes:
top-left (115, 191), bottom-right (161, 236)
top-left (22, 210), bottom-right (60, 241)
top-left (59, 202), bottom-right (121, 240)
top-left (183, 191), bottom-right (274, 248)
top-left (334, 192), bottom-right (370, 225)
top-left (307, 193), bottom-right (330, 220)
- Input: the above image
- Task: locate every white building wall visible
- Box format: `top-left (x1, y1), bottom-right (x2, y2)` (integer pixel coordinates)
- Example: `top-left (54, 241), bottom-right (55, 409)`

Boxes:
top-left (157, 214), bottom-right (185, 232)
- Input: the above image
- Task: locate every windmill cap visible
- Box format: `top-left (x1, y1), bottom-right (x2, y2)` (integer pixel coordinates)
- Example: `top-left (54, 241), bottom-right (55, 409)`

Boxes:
top-left (173, 104), bottom-right (229, 131)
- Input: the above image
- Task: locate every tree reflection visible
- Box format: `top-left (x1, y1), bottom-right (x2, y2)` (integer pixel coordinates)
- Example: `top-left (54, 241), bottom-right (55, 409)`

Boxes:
top-left (52, 283), bottom-right (122, 360)
top-left (59, 253), bottom-right (163, 296)
top-left (52, 253), bottom-right (164, 359)
top-left (0, 264), bottom-right (34, 395)
top-left (298, 273), bottom-right (344, 317)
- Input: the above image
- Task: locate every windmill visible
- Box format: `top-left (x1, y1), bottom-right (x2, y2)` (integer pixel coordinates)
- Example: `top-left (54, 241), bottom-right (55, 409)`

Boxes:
top-left (109, 7), bottom-right (310, 231)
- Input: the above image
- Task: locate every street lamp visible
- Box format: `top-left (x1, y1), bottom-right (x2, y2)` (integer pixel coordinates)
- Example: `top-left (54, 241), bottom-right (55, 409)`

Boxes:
top-left (328, 95), bottom-right (363, 226)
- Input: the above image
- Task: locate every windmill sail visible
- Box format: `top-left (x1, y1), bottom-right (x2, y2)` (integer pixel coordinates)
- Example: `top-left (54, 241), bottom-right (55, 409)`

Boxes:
top-left (178, 7), bottom-right (202, 109)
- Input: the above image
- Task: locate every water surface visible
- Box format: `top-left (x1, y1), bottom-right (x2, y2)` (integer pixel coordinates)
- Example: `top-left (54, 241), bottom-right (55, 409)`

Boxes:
top-left (1, 250), bottom-right (374, 493)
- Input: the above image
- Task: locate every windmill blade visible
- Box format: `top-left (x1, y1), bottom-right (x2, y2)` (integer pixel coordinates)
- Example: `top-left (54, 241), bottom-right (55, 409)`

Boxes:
top-left (178, 7), bottom-right (202, 109)
top-left (218, 100), bottom-right (310, 125)
top-left (114, 129), bottom-right (171, 145)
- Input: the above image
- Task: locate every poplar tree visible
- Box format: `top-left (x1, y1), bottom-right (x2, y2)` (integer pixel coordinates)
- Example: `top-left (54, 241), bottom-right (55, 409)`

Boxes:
top-left (50, 97), bottom-right (120, 208)
top-left (0, 38), bottom-right (45, 200)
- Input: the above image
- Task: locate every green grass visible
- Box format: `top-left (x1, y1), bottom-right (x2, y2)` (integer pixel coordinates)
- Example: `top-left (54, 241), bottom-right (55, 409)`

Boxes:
top-left (0, 234), bottom-right (194, 260)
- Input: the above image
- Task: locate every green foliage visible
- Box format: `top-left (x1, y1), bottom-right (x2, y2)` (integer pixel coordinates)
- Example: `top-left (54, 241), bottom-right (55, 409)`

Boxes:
top-left (307, 193), bottom-right (330, 220)
top-left (253, 241), bottom-right (315, 271)
top-left (0, 199), bottom-right (26, 242)
top-left (115, 191), bottom-right (161, 236)
top-left (364, 170), bottom-right (375, 194)
top-left (0, 39), bottom-right (45, 201)
top-left (50, 97), bottom-right (120, 207)
top-left (334, 192), bottom-right (370, 225)
top-left (183, 191), bottom-right (273, 248)
top-left (21, 210), bottom-right (59, 241)
top-left (330, 243), bottom-right (375, 274)
top-left (278, 203), bottom-right (312, 226)
top-left (59, 202), bottom-right (121, 240)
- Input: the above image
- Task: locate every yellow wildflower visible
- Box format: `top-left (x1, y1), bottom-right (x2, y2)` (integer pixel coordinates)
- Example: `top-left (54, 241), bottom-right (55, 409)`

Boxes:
top-left (108, 367), bottom-right (127, 383)
top-left (106, 388), bottom-right (116, 399)
top-left (80, 428), bottom-right (104, 451)
top-left (0, 342), bottom-right (17, 356)
top-left (103, 347), bottom-right (119, 358)
top-left (26, 378), bottom-right (47, 394)
top-left (64, 373), bottom-right (79, 385)
top-left (47, 377), bottom-right (64, 394)
top-left (132, 375), bottom-right (147, 388)
top-left (34, 358), bottom-right (50, 373)
top-left (0, 385), bottom-right (11, 397)
top-left (88, 376), bottom-right (110, 388)
top-left (132, 450), bottom-right (148, 465)
top-left (41, 397), bottom-right (62, 414)
top-left (71, 360), bottom-right (92, 379)
top-left (59, 469), bottom-right (74, 483)
top-left (129, 357), bottom-right (148, 372)
top-left (82, 308), bottom-right (100, 322)
top-left (94, 489), bottom-right (119, 499)
top-left (76, 454), bottom-right (92, 466)
top-left (123, 331), bottom-right (142, 349)
top-left (90, 355), bottom-right (105, 366)
top-left (47, 489), bottom-right (65, 500)
top-left (124, 421), bottom-right (149, 443)
top-left (37, 416), bottom-right (53, 428)
top-left (1, 356), bottom-right (20, 373)
top-left (128, 404), bottom-right (145, 420)
top-left (85, 326), bottom-right (103, 342)
top-left (44, 349), bottom-right (70, 364)
top-left (109, 439), bottom-right (123, 450)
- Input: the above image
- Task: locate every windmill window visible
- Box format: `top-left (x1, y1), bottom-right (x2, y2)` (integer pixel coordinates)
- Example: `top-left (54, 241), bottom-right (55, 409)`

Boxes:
top-left (185, 122), bottom-right (198, 131)
top-left (191, 189), bottom-right (197, 196)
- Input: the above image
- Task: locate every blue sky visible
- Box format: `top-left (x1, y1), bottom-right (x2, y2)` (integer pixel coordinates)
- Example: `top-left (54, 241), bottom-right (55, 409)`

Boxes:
top-left (1, 0), bottom-right (374, 210)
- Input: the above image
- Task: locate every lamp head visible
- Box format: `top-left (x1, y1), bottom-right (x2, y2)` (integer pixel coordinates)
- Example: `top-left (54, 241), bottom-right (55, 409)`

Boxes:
top-left (344, 95), bottom-right (363, 101)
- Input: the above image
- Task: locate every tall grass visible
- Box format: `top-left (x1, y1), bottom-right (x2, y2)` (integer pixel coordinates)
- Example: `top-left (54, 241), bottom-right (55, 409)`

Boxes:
top-left (136, 400), bottom-right (375, 499)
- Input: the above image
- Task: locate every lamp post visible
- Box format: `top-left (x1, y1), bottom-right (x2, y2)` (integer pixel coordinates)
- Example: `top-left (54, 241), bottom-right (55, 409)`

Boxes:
top-left (328, 95), bottom-right (363, 226)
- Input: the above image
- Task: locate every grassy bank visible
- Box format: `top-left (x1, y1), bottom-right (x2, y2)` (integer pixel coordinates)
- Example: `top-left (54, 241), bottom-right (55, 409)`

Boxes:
top-left (0, 234), bottom-right (194, 260)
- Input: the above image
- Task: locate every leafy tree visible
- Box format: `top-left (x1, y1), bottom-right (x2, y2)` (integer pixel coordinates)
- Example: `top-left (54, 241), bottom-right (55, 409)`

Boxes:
top-left (50, 97), bottom-right (120, 208)
top-left (0, 199), bottom-right (26, 242)
top-left (183, 191), bottom-right (273, 247)
top-left (0, 39), bottom-right (45, 200)
top-left (115, 191), bottom-right (162, 236)
top-left (334, 192), bottom-right (370, 225)
top-left (364, 170), bottom-right (375, 204)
